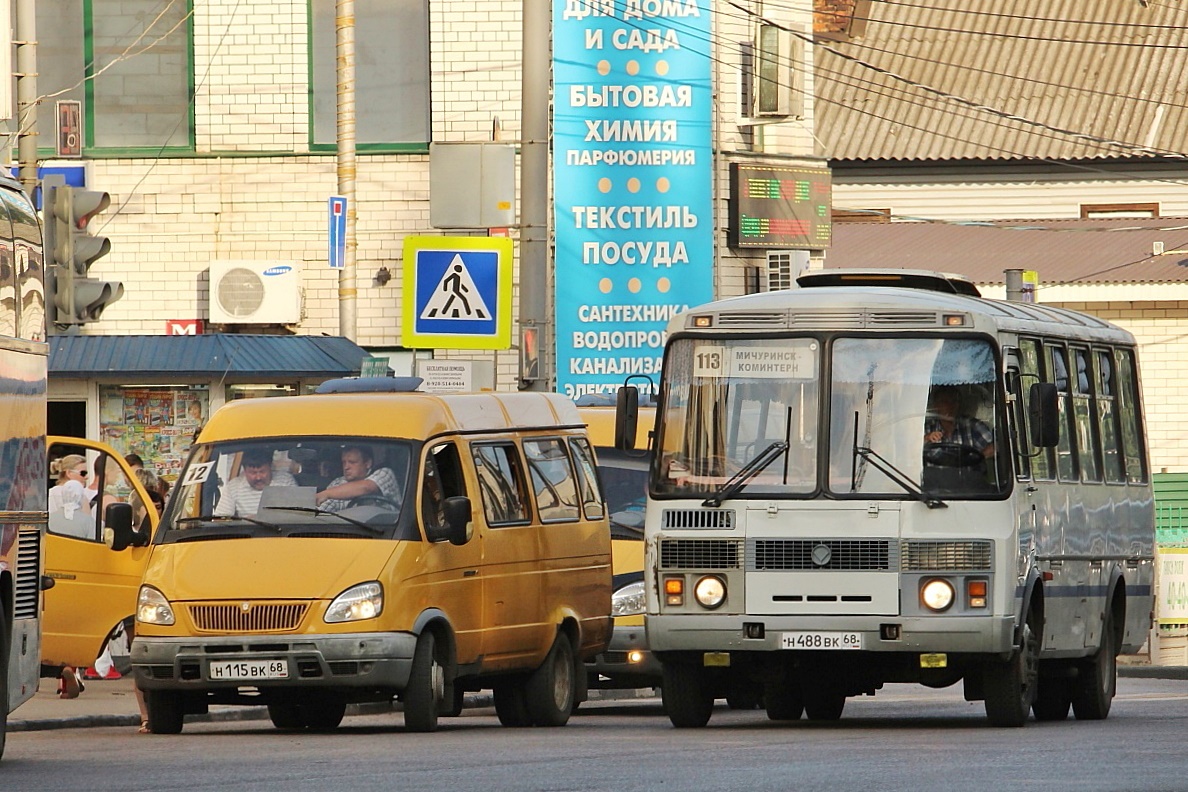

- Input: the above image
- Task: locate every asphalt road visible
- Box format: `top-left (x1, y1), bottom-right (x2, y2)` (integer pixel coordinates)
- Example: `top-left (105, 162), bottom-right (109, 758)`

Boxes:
top-left (5, 678), bottom-right (1188, 792)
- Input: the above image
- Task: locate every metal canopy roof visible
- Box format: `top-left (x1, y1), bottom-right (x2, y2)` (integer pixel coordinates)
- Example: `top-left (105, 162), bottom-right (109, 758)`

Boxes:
top-left (48, 334), bottom-right (373, 379)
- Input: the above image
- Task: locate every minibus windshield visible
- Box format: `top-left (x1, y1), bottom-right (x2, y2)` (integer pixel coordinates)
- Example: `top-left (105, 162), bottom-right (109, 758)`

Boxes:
top-left (162, 437), bottom-right (413, 539)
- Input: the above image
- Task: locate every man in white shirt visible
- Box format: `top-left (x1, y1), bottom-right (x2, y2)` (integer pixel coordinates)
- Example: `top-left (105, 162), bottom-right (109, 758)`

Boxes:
top-left (214, 448), bottom-right (296, 517)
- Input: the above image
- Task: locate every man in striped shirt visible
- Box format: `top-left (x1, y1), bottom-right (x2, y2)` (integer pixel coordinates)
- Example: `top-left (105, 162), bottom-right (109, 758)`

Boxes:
top-left (214, 448), bottom-right (296, 517)
top-left (316, 445), bottom-right (400, 512)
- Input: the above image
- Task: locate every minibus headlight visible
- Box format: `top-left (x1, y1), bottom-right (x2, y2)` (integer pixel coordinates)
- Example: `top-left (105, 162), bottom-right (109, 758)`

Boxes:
top-left (693, 576), bottom-right (726, 610)
top-left (921, 579), bottom-right (955, 612)
top-left (611, 580), bottom-right (646, 617)
top-left (137, 586), bottom-right (175, 626)
top-left (325, 581), bottom-right (384, 623)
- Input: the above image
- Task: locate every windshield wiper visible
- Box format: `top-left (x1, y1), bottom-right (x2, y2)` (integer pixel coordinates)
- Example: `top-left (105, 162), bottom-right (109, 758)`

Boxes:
top-left (850, 444), bottom-right (947, 510)
top-left (260, 505), bottom-right (384, 534)
top-left (175, 514), bottom-right (286, 532)
top-left (702, 442), bottom-right (789, 508)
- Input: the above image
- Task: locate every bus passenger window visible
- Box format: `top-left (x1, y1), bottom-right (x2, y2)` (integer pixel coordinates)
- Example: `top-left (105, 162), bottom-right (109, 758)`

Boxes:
top-left (472, 443), bottom-right (530, 525)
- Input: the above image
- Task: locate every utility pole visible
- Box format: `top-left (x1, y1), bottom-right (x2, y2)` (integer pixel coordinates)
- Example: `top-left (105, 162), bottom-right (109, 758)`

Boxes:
top-left (14, 0), bottom-right (39, 192)
top-left (519, 0), bottom-right (551, 391)
top-left (336, 0), bottom-right (357, 341)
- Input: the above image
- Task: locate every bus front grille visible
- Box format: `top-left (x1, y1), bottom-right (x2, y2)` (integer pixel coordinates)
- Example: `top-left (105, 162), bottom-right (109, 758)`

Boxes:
top-left (748, 539), bottom-right (895, 571)
top-left (188, 602), bottom-right (309, 632)
top-left (902, 540), bottom-right (993, 571)
top-left (662, 509), bottom-right (734, 529)
top-left (660, 539), bottom-right (744, 570)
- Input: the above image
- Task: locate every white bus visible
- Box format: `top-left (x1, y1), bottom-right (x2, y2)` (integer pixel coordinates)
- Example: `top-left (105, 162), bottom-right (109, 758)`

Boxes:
top-left (620, 269), bottom-right (1154, 728)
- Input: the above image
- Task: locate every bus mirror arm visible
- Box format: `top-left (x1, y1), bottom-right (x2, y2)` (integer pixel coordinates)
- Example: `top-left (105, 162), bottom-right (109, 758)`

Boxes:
top-left (853, 446), bottom-right (948, 510)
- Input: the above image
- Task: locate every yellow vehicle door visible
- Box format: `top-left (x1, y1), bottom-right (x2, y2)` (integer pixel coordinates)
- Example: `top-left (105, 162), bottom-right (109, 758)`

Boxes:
top-left (42, 438), bottom-right (159, 669)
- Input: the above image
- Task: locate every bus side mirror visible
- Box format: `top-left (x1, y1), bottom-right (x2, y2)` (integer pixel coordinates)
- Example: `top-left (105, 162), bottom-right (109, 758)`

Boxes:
top-left (104, 502), bottom-right (136, 552)
top-left (442, 496), bottom-right (472, 546)
top-left (615, 385), bottom-right (639, 450)
top-left (1028, 382), bottom-right (1060, 448)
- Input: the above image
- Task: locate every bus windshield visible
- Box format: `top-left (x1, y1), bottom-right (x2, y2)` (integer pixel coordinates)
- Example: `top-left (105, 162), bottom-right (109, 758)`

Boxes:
top-left (655, 335), bottom-right (1007, 500)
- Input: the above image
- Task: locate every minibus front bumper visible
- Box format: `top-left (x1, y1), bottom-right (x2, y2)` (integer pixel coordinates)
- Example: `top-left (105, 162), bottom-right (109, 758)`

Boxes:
top-left (131, 632), bottom-right (418, 691)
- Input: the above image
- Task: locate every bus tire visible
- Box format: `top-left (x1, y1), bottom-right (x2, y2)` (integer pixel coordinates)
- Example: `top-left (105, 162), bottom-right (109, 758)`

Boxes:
top-left (525, 632), bottom-right (576, 727)
top-left (298, 691), bottom-right (346, 731)
top-left (0, 612), bottom-right (9, 761)
top-left (764, 680), bottom-right (804, 721)
top-left (146, 690), bottom-right (186, 734)
top-left (803, 686), bottom-right (846, 721)
top-left (1071, 606), bottom-right (1117, 721)
top-left (983, 609), bottom-right (1040, 727)
top-left (1031, 673), bottom-right (1071, 721)
top-left (404, 631), bottom-right (443, 732)
top-left (662, 661), bottom-right (713, 728)
top-left (493, 681), bottom-right (532, 727)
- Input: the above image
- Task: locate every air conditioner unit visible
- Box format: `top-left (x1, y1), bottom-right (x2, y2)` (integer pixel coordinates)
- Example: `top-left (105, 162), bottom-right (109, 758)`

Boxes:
top-left (208, 260), bottom-right (301, 324)
top-left (766, 250), bottom-right (811, 291)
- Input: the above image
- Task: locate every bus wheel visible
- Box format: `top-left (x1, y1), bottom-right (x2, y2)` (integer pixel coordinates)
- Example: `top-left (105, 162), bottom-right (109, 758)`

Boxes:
top-left (404, 631), bottom-right (444, 732)
top-left (1032, 675), bottom-right (1071, 722)
top-left (493, 681), bottom-right (532, 727)
top-left (267, 701), bottom-right (304, 729)
top-left (1071, 607), bottom-right (1117, 720)
top-left (803, 685), bottom-right (846, 721)
top-left (984, 610), bottom-right (1040, 727)
top-left (525, 632), bottom-right (576, 727)
top-left (442, 682), bottom-right (465, 718)
top-left (662, 662), bottom-right (713, 728)
top-left (145, 690), bottom-right (186, 734)
top-left (764, 679), bottom-right (803, 721)
top-left (299, 691), bottom-right (346, 731)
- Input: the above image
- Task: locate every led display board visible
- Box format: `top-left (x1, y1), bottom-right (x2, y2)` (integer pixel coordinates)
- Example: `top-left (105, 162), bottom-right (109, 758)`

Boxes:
top-left (728, 162), bottom-right (832, 249)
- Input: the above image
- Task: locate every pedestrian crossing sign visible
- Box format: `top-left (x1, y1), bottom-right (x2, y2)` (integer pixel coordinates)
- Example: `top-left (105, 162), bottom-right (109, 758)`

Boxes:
top-left (402, 235), bottom-right (513, 350)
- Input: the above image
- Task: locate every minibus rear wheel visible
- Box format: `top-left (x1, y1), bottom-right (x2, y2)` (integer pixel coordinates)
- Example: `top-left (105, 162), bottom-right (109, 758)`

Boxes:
top-left (525, 632), bottom-right (576, 727)
top-left (493, 681), bottom-right (531, 727)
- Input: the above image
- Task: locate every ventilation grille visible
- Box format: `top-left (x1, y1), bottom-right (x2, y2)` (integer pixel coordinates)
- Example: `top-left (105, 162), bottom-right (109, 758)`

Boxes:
top-left (662, 509), bottom-right (735, 529)
top-left (660, 539), bottom-right (744, 570)
top-left (902, 540), bottom-right (993, 571)
top-left (714, 311), bottom-right (787, 328)
top-left (14, 527), bottom-right (41, 620)
top-left (188, 602), bottom-right (308, 632)
top-left (216, 267), bottom-right (266, 318)
top-left (748, 539), bottom-right (894, 571)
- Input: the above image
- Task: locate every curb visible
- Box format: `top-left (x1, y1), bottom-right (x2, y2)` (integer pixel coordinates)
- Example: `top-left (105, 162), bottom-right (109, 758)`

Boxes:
top-left (8, 694), bottom-right (497, 733)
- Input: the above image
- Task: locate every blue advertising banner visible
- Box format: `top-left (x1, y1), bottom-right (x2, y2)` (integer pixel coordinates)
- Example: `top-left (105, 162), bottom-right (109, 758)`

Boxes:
top-left (553, 0), bottom-right (714, 401)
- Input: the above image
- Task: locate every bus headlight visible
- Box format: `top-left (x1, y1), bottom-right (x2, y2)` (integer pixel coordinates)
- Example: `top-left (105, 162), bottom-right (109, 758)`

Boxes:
top-left (611, 580), bottom-right (646, 617)
top-left (137, 586), bottom-right (175, 625)
top-left (921, 579), bottom-right (955, 612)
top-left (325, 581), bottom-right (384, 623)
top-left (693, 576), bottom-right (726, 610)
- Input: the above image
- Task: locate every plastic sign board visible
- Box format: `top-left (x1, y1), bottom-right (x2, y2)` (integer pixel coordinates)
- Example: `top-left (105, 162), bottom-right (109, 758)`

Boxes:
top-left (402, 236), bottom-right (513, 350)
top-left (328, 196), bottom-right (347, 269)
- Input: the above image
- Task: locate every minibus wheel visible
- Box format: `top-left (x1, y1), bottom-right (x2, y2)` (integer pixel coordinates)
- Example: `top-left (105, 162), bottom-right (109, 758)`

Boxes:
top-left (145, 690), bottom-right (186, 734)
top-left (525, 632), bottom-right (576, 727)
top-left (404, 631), bottom-right (444, 732)
top-left (803, 684), bottom-right (846, 721)
top-left (1032, 674), bottom-right (1071, 721)
top-left (983, 608), bottom-right (1041, 727)
top-left (493, 682), bottom-right (531, 727)
top-left (267, 701), bottom-right (304, 729)
top-left (764, 679), bottom-right (804, 721)
top-left (299, 691), bottom-right (346, 731)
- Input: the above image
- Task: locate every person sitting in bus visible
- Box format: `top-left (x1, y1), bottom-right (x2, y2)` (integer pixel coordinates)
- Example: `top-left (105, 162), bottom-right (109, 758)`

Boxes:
top-left (315, 444), bottom-right (400, 511)
top-left (923, 385), bottom-right (996, 462)
top-left (213, 448), bottom-right (296, 517)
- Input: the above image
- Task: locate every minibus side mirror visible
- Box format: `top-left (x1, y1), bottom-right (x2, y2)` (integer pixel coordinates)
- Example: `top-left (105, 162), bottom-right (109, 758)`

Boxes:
top-left (442, 496), bottom-right (472, 546)
top-left (1028, 382), bottom-right (1060, 448)
top-left (104, 502), bottom-right (136, 552)
top-left (615, 385), bottom-right (639, 451)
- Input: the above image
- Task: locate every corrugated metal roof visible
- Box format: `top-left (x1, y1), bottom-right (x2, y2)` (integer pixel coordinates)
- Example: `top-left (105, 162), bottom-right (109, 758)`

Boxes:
top-left (816, 0), bottom-right (1188, 162)
top-left (49, 334), bottom-right (373, 379)
top-left (826, 217), bottom-right (1188, 284)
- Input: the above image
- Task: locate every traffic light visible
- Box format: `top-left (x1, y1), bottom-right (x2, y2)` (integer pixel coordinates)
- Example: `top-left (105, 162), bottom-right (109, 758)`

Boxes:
top-left (44, 181), bottom-right (124, 327)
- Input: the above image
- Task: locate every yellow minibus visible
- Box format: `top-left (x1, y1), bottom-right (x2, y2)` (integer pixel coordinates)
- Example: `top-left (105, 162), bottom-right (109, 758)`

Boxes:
top-left (128, 378), bottom-right (612, 733)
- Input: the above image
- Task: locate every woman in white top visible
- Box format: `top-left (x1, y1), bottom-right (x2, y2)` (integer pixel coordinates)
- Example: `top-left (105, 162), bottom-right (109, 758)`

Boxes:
top-left (48, 454), bottom-right (94, 539)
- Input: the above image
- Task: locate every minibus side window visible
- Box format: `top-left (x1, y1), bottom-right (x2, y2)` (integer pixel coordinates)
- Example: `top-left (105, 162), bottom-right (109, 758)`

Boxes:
top-left (472, 442), bottom-right (531, 526)
top-left (422, 442), bottom-right (466, 538)
top-left (569, 438), bottom-right (606, 521)
top-left (524, 438), bottom-right (581, 523)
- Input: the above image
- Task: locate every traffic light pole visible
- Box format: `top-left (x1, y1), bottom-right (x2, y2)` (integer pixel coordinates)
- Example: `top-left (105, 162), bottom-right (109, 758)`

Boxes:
top-left (14, 0), bottom-right (40, 193)
top-left (519, 0), bottom-right (552, 392)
